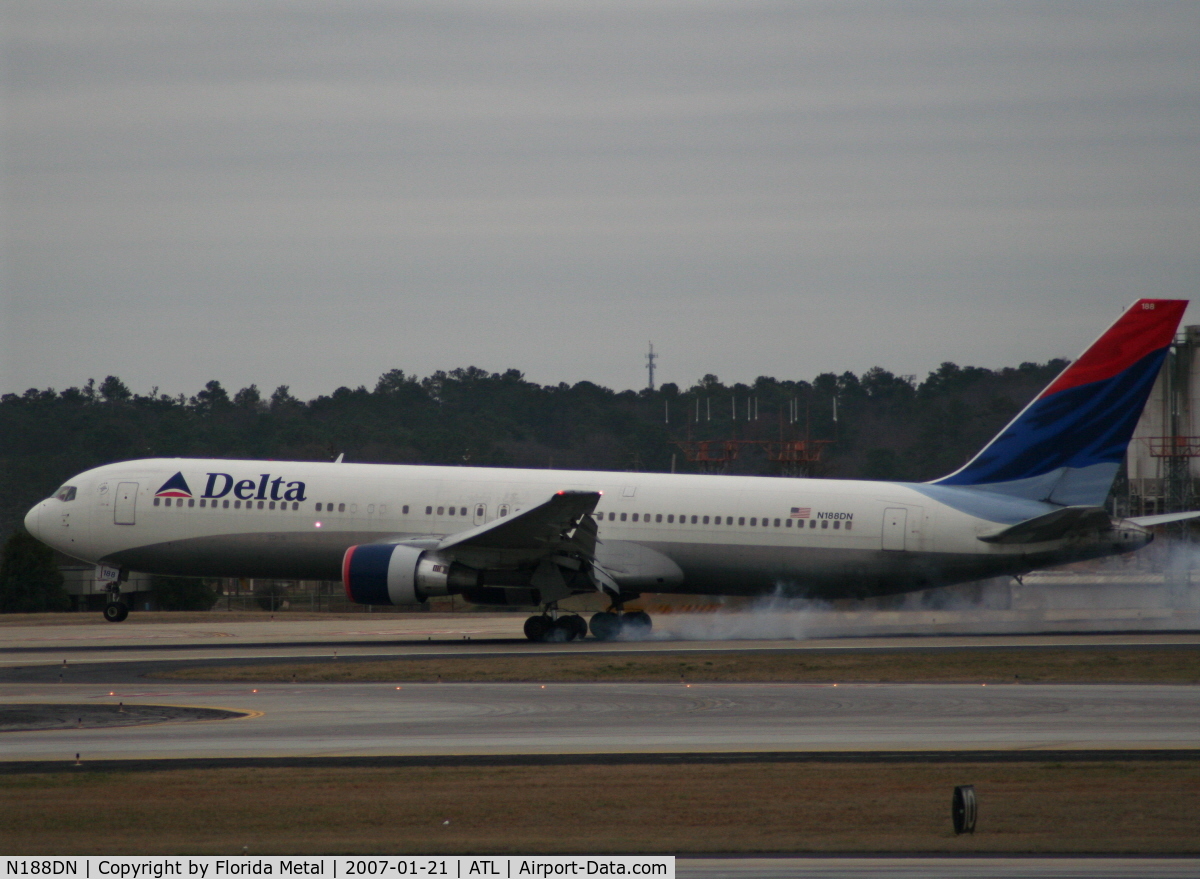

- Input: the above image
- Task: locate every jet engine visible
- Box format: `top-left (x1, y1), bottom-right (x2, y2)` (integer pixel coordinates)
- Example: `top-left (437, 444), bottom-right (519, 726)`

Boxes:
top-left (342, 544), bottom-right (479, 605)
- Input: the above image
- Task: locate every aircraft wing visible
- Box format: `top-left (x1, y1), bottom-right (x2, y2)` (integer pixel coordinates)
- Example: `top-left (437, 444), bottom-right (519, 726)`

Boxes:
top-left (435, 490), bottom-right (601, 557)
top-left (977, 505), bottom-right (1112, 544)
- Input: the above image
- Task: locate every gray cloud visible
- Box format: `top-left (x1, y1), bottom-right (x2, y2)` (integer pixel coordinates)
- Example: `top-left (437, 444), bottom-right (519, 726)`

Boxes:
top-left (4, 2), bottom-right (1199, 399)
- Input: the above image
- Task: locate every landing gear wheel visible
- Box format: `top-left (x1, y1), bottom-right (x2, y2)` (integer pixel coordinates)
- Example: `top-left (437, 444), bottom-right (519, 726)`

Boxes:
top-left (622, 611), bottom-right (652, 638)
top-left (566, 614), bottom-right (588, 641)
top-left (551, 617), bottom-right (579, 642)
top-left (589, 611), bottom-right (621, 641)
top-left (103, 601), bottom-right (129, 623)
top-left (523, 615), bottom-right (552, 641)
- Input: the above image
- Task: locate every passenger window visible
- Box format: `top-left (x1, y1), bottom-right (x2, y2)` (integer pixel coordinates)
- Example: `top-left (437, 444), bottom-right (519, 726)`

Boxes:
top-left (176, 499), bottom-right (183, 507)
top-left (269, 501), bottom-right (276, 510)
top-left (257, 501), bottom-right (264, 509)
top-left (499, 505), bottom-right (509, 517)
top-left (223, 500), bottom-right (230, 509)
top-left (821, 520), bottom-right (828, 529)
top-left (402, 505), bottom-right (409, 515)
top-left (316, 503), bottom-right (322, 511)
top-left (437, 506), bottom-right (444, 516)
top-left (234, 500), bottom-right (241, 509)
top-left (833, 520), bottom-right (840, 529)
top-left (667, 514), bottom-right (674, 523)
top-left (846, 521), bottom-right (853, 531)
top-left (449, 506), bottom-right (456, 516)
top-left (426, 506), bottom-right (433, 515)
top-left (188, 499), bottom-right (194, 508)
top-left (632, 513), bottom-right (639, 522)
top-left (368, 504), bottom-right (375, 514)
top-left (620, 513), bottom-right (627, 522)
top-left (339, 503), bottom-right (346, 512)
top-left (460, 507), bottom-right (467, 516)
top-left (609, 512), bottom-right (616, 521)
top-left (691, 515), bottom-right (698, 524)
top-left (786, 519), bottom-right (792, 527)
top-left (703, 515), bottom-right (710, 525)
top-left (809, 520), bottom-right (816, 528)
top-left (656, 514), bottom-right (662, 523)
top-left (774, 518), bottom-right (780, 527)
top-left (741, 517), bottom-right (747, 526)
top-left (153, 498), bottom-right (160, 507)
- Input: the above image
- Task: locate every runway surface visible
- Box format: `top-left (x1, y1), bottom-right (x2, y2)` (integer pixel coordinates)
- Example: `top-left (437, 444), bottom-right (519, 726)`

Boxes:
top-left (3, 614), bottom-right (1198, 670)
top-left (2, 680), bottom-right (1197, 760)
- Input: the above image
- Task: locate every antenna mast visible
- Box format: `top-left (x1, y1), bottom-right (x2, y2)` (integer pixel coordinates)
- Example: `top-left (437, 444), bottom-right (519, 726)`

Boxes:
top-left (646, 342), bottom-right (658, 391)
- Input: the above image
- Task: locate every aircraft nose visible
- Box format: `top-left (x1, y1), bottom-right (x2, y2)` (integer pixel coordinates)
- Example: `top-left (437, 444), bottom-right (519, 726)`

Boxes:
top-left (24, 502), bottom-right (42, 539)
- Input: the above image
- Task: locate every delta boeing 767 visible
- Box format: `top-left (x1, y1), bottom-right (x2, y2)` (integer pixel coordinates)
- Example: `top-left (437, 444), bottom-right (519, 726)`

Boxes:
top-left (24, 300), bottom-right (1198, 639)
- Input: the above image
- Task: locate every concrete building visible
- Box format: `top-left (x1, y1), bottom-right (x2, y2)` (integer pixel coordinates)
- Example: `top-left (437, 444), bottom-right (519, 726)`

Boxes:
top-left (1122, 324), bottom-right (1200, 518)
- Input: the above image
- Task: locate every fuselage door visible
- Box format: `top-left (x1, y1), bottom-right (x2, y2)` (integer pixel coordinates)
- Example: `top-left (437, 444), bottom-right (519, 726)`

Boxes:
top-left (474, 503), bottom-right (487, 525)
top-left (115, 482), bottom-right (139, 526)
top-left (882, 507), bottom-right (907, 551)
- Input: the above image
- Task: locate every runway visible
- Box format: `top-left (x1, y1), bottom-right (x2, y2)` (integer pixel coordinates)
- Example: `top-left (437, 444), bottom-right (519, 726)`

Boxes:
top-left (2, 680), bottom-right (1197, 761)
top-left (3, 614), bottom-right (1198, 670)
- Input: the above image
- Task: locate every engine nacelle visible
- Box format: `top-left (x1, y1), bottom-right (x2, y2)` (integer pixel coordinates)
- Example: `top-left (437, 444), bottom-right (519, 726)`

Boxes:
top-left (342, 544), bottom-right (477, 605)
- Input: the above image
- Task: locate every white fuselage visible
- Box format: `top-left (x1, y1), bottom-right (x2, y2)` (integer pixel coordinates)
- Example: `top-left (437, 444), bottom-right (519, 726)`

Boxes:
top-left (25, 458), bottom-right (1147, 600)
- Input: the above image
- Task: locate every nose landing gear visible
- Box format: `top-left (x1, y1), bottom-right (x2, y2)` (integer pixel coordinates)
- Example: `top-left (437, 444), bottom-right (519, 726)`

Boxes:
top-left (102, 581), bottom-right (129, 623)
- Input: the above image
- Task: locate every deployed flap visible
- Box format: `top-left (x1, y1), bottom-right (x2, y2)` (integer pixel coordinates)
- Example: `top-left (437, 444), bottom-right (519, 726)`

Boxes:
top-left (977, 505), bottom-right (1111, 544)
top-left (1128, 510), bottom-right (1200, 527)
top-left (436, 490), bottom-right (601, 553)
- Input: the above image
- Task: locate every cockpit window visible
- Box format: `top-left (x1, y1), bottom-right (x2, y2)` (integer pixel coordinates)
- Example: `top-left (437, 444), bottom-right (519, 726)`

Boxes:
top-left (55, 485), bottom-right (77, 502)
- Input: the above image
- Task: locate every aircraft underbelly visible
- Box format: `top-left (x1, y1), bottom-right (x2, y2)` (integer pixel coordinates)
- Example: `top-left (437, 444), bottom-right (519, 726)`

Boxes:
top-left (106, 529), bottom-right (1093, 600)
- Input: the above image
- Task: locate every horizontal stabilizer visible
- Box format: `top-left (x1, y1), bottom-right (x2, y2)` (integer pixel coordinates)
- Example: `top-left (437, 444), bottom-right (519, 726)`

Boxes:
top-left (977, 505), bottom-right (1111, 544)
top-left (1127, 510), bottom-right (1200, 527)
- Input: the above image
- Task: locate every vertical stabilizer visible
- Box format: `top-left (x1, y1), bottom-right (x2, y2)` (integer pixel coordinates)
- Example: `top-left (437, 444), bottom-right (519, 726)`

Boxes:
top-left (933, 299), bottom-right (1188, 506)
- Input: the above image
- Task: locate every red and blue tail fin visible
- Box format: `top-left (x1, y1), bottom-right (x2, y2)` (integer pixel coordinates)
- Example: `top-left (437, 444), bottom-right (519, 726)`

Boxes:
top-left (933, 299), bottom-right (1188, 506)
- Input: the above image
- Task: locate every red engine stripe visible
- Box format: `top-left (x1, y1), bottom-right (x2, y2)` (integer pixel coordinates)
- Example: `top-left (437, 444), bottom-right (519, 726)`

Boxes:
top-left (341, 545), bottom-right (357, 600)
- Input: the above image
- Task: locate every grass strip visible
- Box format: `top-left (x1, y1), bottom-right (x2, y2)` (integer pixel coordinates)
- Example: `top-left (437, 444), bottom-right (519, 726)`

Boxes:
top-left (2, 762), bottom-right (1197, 854)
top-left (153, 647), bottom-right (1200, 684)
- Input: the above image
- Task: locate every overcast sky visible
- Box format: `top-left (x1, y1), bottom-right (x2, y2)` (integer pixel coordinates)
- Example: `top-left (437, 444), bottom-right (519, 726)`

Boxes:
top-left (3, 2), bottom-right (1199, 400)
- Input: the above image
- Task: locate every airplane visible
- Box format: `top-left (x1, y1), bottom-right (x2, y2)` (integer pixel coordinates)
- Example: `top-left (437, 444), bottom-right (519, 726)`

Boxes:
top-left (23, 298), bottom-right (1200, 640)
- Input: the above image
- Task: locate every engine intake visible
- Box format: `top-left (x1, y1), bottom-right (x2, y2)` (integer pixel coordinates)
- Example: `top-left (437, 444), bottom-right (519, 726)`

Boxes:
top-left (342, 544), bottom-right (477, 605)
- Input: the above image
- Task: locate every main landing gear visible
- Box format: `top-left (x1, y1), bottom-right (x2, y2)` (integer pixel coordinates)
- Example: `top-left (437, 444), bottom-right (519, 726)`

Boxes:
top-left (521, 608), bottom-right (654, 642)
top-left (589, 610), bottom-right (652, 641)
top-left (523, 613), bottom-right (588, 642)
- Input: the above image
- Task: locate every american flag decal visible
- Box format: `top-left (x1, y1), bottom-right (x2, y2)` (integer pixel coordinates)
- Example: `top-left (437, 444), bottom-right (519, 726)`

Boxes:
top-left (790, 507), bottom-right (811, 519)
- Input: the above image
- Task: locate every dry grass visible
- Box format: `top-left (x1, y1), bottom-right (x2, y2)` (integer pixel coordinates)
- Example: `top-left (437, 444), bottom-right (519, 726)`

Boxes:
top-left (155, 647), bottom-right (1200, 684)
top-left (1, 762), bottom-right (1197, 854)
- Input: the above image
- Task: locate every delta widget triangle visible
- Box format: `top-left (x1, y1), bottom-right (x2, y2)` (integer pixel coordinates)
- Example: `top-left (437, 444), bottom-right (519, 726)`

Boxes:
top-left (155, 471), bottom-right (193, 498)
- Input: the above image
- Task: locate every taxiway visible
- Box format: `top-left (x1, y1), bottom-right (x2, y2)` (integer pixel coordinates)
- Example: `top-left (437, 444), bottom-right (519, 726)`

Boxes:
top-left (1, 680), bottom-right (1197, 761)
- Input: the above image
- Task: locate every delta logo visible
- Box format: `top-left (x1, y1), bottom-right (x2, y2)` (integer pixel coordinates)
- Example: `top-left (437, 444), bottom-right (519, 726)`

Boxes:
top-left (155, 472), bottom-right (193, 498)
top-left (155, 471), bottom-right (308, 502)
